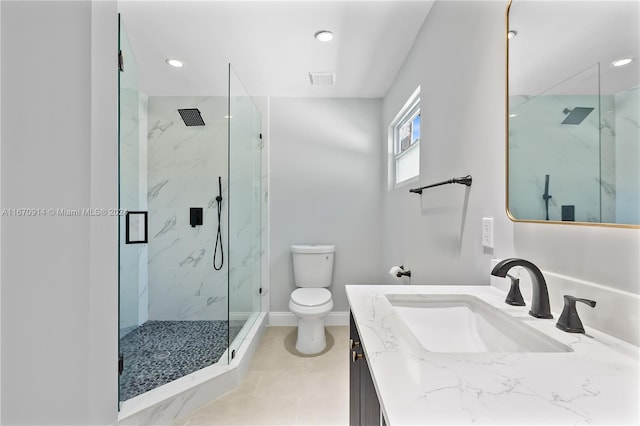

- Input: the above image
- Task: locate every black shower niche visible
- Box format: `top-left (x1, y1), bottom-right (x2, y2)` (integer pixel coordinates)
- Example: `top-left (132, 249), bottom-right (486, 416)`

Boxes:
top-left (125, 211), bottom-right (148, 244)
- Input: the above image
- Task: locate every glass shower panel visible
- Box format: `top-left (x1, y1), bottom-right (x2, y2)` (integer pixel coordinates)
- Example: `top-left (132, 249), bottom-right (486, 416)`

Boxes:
top-left (118, 18), bottom-right (142, 344)
top-left (612, 86), bottom-right (640, 224)
top-left (509, 63), bottom-right (601, 222)
top-left (118, 17), bottom-right (147, 402)
top-left (117, 39), bottom-right (261, 401)
top-left (227, 64), bottom-right (262, 361)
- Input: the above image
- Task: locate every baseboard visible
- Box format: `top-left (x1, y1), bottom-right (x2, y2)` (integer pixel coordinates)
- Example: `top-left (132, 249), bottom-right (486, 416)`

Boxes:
top-left (268, 311), bottom-right (349, 327)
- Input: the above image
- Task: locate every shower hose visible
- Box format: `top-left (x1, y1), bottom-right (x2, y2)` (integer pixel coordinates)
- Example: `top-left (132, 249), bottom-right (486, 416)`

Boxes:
top-left (213, 177), bottom-right (224, 270)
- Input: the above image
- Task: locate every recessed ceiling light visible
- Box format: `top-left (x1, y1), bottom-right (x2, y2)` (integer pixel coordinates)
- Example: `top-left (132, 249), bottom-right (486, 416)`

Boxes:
top-left (166, 58), bottom-right (184, 68)
top-left (507, 30), bottom-right (517, 39)
top-left (611, 58), bottom-right (634, 67)
top-left (314, 30), bottom-right (333, 42)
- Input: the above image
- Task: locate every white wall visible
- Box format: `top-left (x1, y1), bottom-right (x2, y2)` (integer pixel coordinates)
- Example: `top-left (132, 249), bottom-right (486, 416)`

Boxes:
top-left (382, 1), bottom-right (513, 286)
top-left (89, 2), bottom-right (119, 422)
top-left (1, 1), bottom-right (118, 424)
top-left (269, 97), bottom-right (384, 313)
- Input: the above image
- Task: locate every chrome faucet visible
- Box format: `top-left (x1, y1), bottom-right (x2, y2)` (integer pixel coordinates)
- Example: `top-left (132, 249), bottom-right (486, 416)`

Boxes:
top-left (490, 258), bottom-right (553, 319)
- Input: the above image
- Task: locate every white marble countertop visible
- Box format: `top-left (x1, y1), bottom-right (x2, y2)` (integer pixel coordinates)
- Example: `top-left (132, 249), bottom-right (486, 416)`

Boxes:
top-left (345, 285), bottom-right (639, 425)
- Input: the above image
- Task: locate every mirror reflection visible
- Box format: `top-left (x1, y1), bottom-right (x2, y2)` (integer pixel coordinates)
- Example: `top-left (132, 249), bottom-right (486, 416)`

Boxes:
top-left (507, 0), bottom-right (639, 225)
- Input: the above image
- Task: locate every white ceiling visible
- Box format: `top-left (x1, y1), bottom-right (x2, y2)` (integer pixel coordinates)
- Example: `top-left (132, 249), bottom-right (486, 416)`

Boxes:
top-left (118, 0), bottom-right (435, 97)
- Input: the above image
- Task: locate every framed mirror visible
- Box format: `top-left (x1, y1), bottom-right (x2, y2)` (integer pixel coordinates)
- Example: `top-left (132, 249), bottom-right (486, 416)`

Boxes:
top-left (507, 0), bottom-right (639, 226)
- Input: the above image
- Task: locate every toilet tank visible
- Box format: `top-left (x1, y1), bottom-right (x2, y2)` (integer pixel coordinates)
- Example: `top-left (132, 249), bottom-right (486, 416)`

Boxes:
top-left (291, 245), bottom-right (335, 287)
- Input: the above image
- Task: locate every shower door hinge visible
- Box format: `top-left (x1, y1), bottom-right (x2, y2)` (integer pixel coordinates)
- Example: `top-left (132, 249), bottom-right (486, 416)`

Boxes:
top-left (118, 50), bottom-right (124, 72)
top-left (259, 287), bottom-right (262, 294)
top-left (118, 353), bottom-right (124, 375)
top-left (259, 133), bottom-right (262, 140)
top-left (231, 349), bottom-right (236, 360)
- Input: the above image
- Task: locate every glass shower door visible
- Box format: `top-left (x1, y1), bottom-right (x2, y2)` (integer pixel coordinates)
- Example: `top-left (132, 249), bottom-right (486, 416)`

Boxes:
top-left (227, 64), bottom-right (263, 361)
top-left (118, 16), bottom-right (149, 404)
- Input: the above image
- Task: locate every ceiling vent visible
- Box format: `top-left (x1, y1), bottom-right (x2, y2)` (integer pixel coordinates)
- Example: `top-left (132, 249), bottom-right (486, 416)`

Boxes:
top-left (308, 72), bottom-right (335, 86)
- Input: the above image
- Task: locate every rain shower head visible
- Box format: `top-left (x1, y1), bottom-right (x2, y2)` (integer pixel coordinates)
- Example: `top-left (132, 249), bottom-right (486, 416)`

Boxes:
top-left (178, 108), bottom-right (205, 126)
top-left (561, 107), bottom-right (594, 125)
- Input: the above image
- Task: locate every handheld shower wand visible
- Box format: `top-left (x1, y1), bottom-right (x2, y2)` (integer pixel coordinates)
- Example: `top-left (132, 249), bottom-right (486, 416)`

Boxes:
top-left (213, 176), bottom-right (224, 270)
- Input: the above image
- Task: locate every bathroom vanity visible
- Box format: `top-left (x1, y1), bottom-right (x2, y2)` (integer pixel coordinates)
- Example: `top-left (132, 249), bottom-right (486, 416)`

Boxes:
top-left (346, 285), bottom-right (639, 425)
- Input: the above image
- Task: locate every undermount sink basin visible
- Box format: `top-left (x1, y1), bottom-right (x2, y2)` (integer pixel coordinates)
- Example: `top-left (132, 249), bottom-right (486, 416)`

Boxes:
top-left (386, 294), bottom-right (572, 353)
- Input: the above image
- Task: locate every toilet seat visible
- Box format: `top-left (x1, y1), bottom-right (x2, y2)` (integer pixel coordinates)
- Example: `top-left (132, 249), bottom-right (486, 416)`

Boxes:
top-left (290, 288), bottom-right (331, 307)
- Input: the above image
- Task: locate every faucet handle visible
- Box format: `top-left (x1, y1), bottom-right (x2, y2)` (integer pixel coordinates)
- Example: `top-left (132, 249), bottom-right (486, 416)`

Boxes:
top-left (556, 295), bottom-right (596, 333)
top-left (504, 273), bottom-right (526, 306)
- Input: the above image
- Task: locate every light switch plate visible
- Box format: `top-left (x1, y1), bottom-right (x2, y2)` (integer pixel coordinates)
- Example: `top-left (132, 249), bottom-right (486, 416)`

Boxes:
top-left (482, 217), bottom-right (494, 248)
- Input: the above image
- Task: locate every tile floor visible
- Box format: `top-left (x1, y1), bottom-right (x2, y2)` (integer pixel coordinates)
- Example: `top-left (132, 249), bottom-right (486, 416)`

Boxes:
top-left (174, 326), bottom-right (350, 426)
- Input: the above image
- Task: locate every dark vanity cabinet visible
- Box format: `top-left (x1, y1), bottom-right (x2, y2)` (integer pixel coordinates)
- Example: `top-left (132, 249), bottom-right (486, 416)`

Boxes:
top-left (350, 311), bottom-right (385, 426)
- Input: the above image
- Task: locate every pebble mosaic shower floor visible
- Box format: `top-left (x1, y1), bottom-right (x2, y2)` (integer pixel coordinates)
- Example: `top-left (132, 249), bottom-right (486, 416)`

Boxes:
top-left (119, 320), bottom-right (244, 401)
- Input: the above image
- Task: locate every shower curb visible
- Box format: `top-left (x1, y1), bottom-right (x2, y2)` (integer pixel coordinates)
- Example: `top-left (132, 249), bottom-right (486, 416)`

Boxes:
top-left (117, 312), bottom-right (267, 425)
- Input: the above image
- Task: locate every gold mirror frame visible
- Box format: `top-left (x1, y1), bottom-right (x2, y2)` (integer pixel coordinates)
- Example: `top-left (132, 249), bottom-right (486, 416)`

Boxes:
top-left (505, 0), bottom-right (639, 229)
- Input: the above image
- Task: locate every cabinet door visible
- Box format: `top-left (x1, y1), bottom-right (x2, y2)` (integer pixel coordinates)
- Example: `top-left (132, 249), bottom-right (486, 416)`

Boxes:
top-left (350, 311), bottom-right (381, 426)
top-left (350, 312), bottom-right (361, 426)
top-left (360, 355), bottom-right (381, 425)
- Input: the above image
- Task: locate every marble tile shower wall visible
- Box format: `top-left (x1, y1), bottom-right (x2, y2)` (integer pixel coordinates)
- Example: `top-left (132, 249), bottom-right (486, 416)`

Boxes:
top-left (509, 94), bottom-right (615, 223)
top-left (147, 96), bottom-right (229, 321)
top-left (614, 87), bottom-right (640, 224)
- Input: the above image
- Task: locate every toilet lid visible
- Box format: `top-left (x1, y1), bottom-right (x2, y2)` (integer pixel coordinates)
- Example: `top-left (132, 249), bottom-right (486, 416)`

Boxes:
top-left (291, 288), bottom-right (331, 307)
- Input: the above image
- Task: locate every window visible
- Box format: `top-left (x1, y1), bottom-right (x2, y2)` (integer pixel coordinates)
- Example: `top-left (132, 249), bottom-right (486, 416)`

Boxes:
top-left (391, 87), bottom-right (420, 186)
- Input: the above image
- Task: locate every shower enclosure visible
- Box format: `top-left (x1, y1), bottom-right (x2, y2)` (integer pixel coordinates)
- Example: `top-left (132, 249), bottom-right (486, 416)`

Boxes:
top-left (118, 18), bottom-right (263, 404)
top-left (509, 64), bottom-right (604, 222)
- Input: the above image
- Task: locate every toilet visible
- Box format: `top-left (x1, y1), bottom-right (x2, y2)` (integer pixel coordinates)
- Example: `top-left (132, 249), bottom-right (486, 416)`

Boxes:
top-left (289, 244), bottom-right (335, 355)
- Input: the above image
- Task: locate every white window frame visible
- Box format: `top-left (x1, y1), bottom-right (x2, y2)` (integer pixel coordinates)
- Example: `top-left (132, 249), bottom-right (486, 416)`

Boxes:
top-left (390, 87), bottom-right (421, 187)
